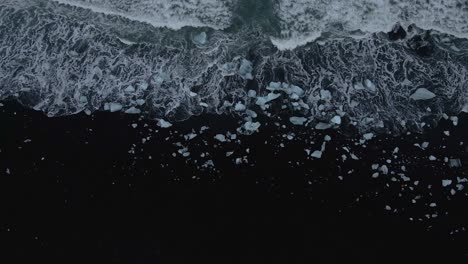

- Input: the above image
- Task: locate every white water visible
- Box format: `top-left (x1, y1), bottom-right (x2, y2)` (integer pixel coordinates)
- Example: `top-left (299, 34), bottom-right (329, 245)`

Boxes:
top-left (273, 0), bottom-right (468, 50)
top-left (54, 0), bottom-right (235, 30)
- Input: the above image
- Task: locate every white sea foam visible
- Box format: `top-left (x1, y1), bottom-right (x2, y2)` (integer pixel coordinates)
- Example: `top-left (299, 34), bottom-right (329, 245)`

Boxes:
top-left (274, 0), bottom-right (468, 50)
top-left (53, 0), bottom-right (234, 30)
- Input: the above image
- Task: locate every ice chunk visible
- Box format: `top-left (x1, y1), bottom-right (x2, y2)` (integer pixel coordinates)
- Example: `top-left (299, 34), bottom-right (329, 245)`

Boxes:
top-left (157, 119), bottom-right (172, 128)
top-left (429, 155), bottom-right (437, 161)
top-left (330, 116), bottom-right (342, 125)
top-left (450, 116), bottom-right (459, 126)
top-left (320, 90), bottom-right (332, 101)
top-left (449, 159), bottom-right (462, 168)
top-left (245, 110), bottom-right (257, 118)
top-left (193, 32), bottom-right (207, 45)
top-left (380, 165), bottom-right (389, 175)
top-left (214, 134), bottom-right (226, 142)
top-left (315, 122), bottom-right (332, 130)
top-left (442, 180), bottom-right (452, 187)
top-left (234, 102), bottom-right (246, 111)
top-left (255, 93), bottom-right (281, 106)
top-left (244, 121), bottom-right (261, 131)
top-left (363, 133), bottom-right (374, 140)
top-left (124, 86), bottom-right (135, 93)
top-left (125, 107), bottom-right (141, 114)
top-left (289, 117), bottom-right (307, 126)
top-left (248, 90), bottom-right (257, 97)
top-left (364, 79), bottom-right (376, 92)
top-left (136, 99), bottom-right (146, 106)
top-left (239, 59), bottom-right (253, 80)
top-left (311, 150), bottom-right (322, 159)
top-left (410, 88), bottom-right (436, 100)
top-left (324, 135), bottom-right (332, 141)
top-left (109, 103), bottom-right (123, 112)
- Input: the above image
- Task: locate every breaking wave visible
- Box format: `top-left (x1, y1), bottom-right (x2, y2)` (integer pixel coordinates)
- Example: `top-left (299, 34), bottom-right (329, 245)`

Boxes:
top-left (0, 0), bottom-right (467, 134)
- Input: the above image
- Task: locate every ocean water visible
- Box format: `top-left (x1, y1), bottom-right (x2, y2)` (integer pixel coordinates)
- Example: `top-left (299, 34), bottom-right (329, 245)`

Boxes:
top-left (0, 0), bottom-right (467, 133)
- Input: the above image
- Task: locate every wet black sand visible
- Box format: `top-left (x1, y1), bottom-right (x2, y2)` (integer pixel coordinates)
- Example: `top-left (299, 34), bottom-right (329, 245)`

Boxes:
top-left (1, 100), bottom-right (467, 263)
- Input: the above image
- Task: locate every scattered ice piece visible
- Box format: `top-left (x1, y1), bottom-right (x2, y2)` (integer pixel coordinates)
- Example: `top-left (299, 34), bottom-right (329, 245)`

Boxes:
top-left (109, 103), bottom-right (123, 112)
top-left (234, 102), bottom-right (246, 111)
top-left (462, 104), bottom-right (468, 113)
top-left (226, 151), bottom-right (234, 157)
top-left (380, 165), bottom-right (389, 175)
top-left (449, 159), bottom-right (462, 168)
top-left (372, 172), bottom-right (379, 178)
top-left (371, 164), bottom-right (379, 170)
top-left (124, 86), bottom-right (135, 93)
top-left (429, 203), bottom-right (437, 207)
top-left (364, 79), bottom-right (376, 92)
top-left (311, 151), bottom-right (322, 159)
top-left (324, 135), bottom-right (331, 142)
top-left (125, 107), bottom-right (141, 114)
top-left (84, 110), bottom-right (92, 116)
top-left (189, 92), bottom-right (198, 97)
top-left (244, 121), bottom-right (261, 131)
top-left (0, 103), bottom-right (3, 107)
top-left (245, 110), bottom-right (257, 118)
top-left (363, 133), bottom-right (374, 140)
top-left (385, 205), bottom-right (391, 211)
top-left (199, 102), bottom-right (209, 107)
top-left (6, 168), bottom-right (10, 175)
top-left (442, 180), bottom-right (452, 187)
top-left (193, 32), bottom-right (207, 45)
top-left (184, 133), bottom-right (197, 141)
top-left (214, 134), bottom-right (226, 142)
top-left (320, 90), bottom-right (332, 101)
top-left (350, 154), bottom-right (359, 160)
top-left (330, 116), bottom-right (342, 125)
top-left (315, 122), bottom-right (332, 130)
top-left (239, 59), bottom-right (253, 80)
top-left (136, 99), bottom-right (146, 106)
top-left (255, 93), bottom-right (281, 106)
top-left (157, 119), bottom-right (172, 128)
top-left (247, 90), bottom-right (257, 97)
top-left (429, 155), bottom-right (437, 161)
top-left (131, 124), bottom-right (138, 129)
top-left (139, 82), bottom-right (148, 91)
top-left (289, 117), bottom-right (307, 125)
top-left (450, 116), bottom-right (459, 126)
top-left (443, 131), bottom-right (450, 136)
top-left (421, 142), bottom-right (429, 149)
top-left (409, 88), bottom-right (436, 100)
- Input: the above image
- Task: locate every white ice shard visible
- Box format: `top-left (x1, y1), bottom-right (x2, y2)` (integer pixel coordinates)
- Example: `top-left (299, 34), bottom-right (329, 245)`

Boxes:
top-left (330, 116), bottom-right (342, 125)
top-left (193, 32), bottom-right (207, 45)
top-left (364, 79), bottom-right (376, 92)
top-left (363, 133), bottom-right (374, 140)
top-left (125, 107), bottom-right (141, 114)
top-left (244, 121), bottom-right (261, 131)
top-left (157, 119), bottom-right (172, 128)
top-left (311, 150), bottom-right (322, 159)
top-left (109, 103), bottom-right (123, 112)
top-left (255, 93), bottom-right (281, 106)
top-left (234, 102), bottom-right (246, 111)
top-left (214, 134), bottom-right (226, 142)
top-left (410, 88), bottom-right (436, 100)
top-left (124, 85), bottom-right (135, 93)
top-left (315, 122), bottom-right (332, 130)
top-left (289, 116), bottom-right (307, 125)
top-left (442, 179), bottom-right (452, 187)
top-left (239, 59), bottom-right (253, 80)
top-left (449, 159), bottom-right (462, 168)
top-left (247, 90), bottom-right (257, 97)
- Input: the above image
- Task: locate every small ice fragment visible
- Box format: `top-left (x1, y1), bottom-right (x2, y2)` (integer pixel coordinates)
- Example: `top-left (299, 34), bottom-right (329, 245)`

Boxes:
top-left (311, 151), bottom-right (322, 158)
top-left (385, 205), bottom-right (391, 211)
top-left (315, 122), bottom-right (332, 130)
top-left (136, 99), bottom-right (146, 106)
top-left (442, 180), bottom-right (452, 187)
top-left (193, 32), bottom-right (207, 45)
top-left (330, 116), bottom-right (342, 125)
top-left (184, 133), bottom-right (197, 140)
top-left (244, 121), bottom-right (261, 131)
top-left (84, 110), bottom-right (92, 116)
top-left (248, 90), bottom-right (257, 97)
top-left (125, 107), bottom-right (141, 114)
top-left (421, 142), bottom-right (429, 149)
top-left (429, 203), bottom-right (437, 207)
top-left (363, 133), bottom-right (374, 140)
top-left (449, 159), bottom-right (461, 168)
top-left (189, 92), bottom-right (198, 97)
top-left (380, 165), bottom-right (389, 175)
top-left (199, 102), bottom-right (209, 107)
top-left (255, 93), bottom-right (281, 106)
top-left (234, 102), bottom-right (246, 111)
top-left (443, 131), bottom-right (450, 136)
top-left (79, 96), bottom-right (88, 103)
top-left (245, 110), bottom-right (257, 118)
top-left (364, 79), bottom-right (376, 91)
top-left (157, 119), bottom-right (172, 128)
top-left (214, 134), bottom-right (226, 142)
top-left (131, 124), bottom-right (138, 129)
top-left (371, 164), bottom-right (379, 170)
top-left (320, 90), bottom-right (332, 101)
top-left (429, 155), bottom-right (437, 161)
top-left (6, 168), bottom-right (10, 175)
top-left (139, 82), bottom-right (148, 90)
top-left (289, 116), bottom-right (307, 125)
top-left (109, 103), bottom-right (123, 112)
top-left (239, 59), bottom-right (254, 80)
top-left (372, 172), bottom-right (379, 178)
top-left (450, 116), bottom-right (458, 126)
top-left (324, 135), bottom-right (331, 141)
top-left (226, 151), bottom-right (234, 157)
top-left (124, 86), bottom-right (135, 93)
top-left (409, 88), bottom-right (436, 100)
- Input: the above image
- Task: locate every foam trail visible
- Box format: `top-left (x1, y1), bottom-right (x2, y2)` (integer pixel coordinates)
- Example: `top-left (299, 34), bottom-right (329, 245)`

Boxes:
top-left (53, 0), bottom-right (235, 30)
top-left (275, 0), bottom-right (468, 50)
